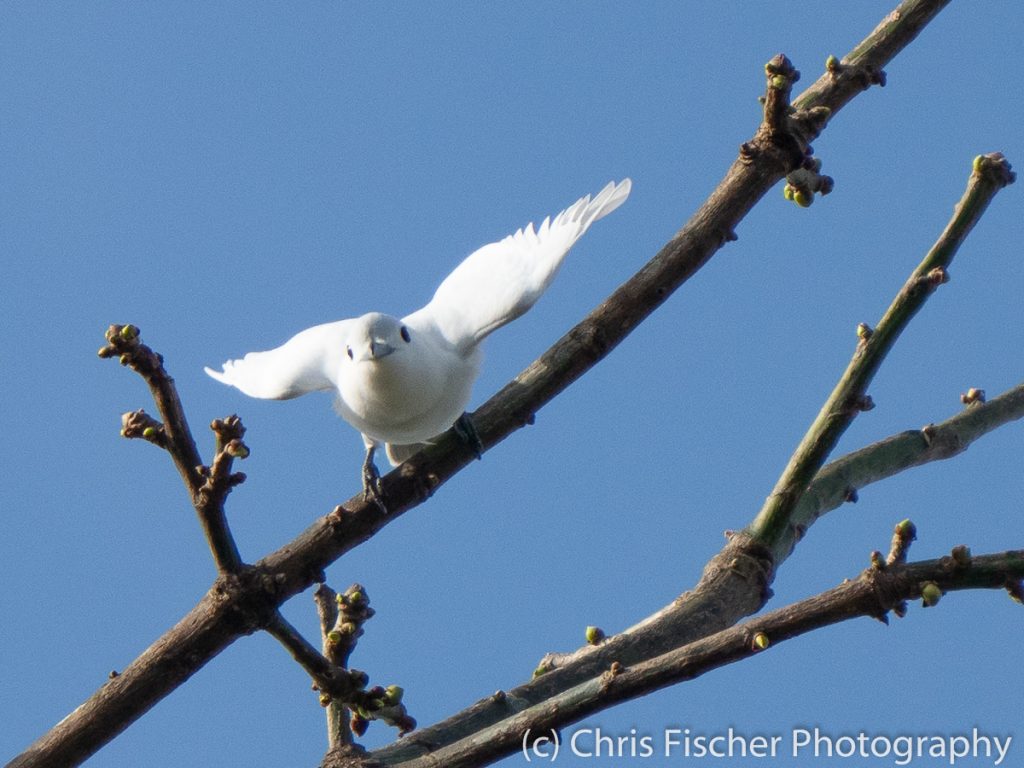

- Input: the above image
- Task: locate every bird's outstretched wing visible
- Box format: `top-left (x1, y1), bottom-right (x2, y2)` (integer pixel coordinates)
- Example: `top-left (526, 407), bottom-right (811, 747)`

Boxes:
top-left (407, 179), bottom-right (631, 352)
top-left (204, 320), bottom-right (352, 399)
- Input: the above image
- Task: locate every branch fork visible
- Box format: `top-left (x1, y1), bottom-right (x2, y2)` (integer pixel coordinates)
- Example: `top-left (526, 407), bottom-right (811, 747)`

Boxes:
top-left (18, 5), bottom-right (1021, 768)
top-left (739, 53), bottom-right (835, 207)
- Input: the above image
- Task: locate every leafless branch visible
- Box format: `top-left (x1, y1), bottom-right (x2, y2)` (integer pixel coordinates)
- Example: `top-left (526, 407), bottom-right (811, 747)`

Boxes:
top-left (748, 152), bottom-right (1015, 548)
top-left (378, 152), bottom-right (1016, 763)
top-left (7, 3), bottom-right (980, 767)
top-left (390, 541), bottom-right (1024, 768)
top-left (98, 325), bottom-right (246, 573)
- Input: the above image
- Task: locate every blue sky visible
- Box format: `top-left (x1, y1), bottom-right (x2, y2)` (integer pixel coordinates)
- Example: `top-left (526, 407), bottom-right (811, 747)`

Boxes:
top-left (3, 3), bottom-right (1022, 767)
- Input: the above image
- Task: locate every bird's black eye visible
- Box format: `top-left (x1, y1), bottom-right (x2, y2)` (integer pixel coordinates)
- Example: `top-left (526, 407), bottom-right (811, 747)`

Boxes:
top-left (400, 326), bottom-right (411, 343)
top-left (346, 346), bottom-right (354, 360)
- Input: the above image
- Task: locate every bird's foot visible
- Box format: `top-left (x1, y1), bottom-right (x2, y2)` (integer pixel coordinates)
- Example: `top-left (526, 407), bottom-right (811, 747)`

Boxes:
top-left (454, 412), bottom-right (483, 460)
top-left (361, 451), bottom-right (388, 514)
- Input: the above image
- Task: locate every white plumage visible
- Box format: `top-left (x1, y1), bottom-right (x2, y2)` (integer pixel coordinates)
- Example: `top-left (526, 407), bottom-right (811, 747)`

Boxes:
top-left (206, 179), bottom-right (631, 499)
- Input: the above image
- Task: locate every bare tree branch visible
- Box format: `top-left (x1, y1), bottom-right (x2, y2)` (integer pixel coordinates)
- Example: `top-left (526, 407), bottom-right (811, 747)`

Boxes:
top-left (5, 2), bottom-right (969, 767)
top-left (98, 325), bottom-right (246, 573)
top-left (376, 150), bottom-right (1016, 763)
top-left (314, 584), bottom-right (355, 751)
top-left (392, 543), bottom-right (1024, 768)
top-left (259, 0), bottom-right (953, 620)
top-left (748, 152), bottom-right (1016, 548)
top-left (778, 380), bottom-right (1024, 562)
top-left (265, 613), bottom-right (362, 704)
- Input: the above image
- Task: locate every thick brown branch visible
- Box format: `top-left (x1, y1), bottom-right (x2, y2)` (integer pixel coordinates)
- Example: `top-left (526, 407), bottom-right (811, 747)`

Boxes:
top-left (10, 3), bottom-right (961, 766)
top-left (260, 0), bottom-right (957, 624)
top-left (540, 379), bottom-right (1024, 672)
top-left (390, 547), bottom-right (1024, 768)
top-left (370, 377), bottom-right (1024, 766)
top-left (5, 570), bottom-right (280, 768)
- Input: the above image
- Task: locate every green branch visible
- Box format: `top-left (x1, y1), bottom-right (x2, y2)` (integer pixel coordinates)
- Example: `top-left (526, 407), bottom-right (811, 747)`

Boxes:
top-left (774, 381), bottom-right (1024, 563)
top-left (748, 153), bottom-right (1016, 549)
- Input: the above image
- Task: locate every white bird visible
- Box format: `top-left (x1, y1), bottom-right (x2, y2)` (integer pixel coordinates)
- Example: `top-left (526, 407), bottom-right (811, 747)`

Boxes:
top-left (205, 179), bottom-right (631, 508)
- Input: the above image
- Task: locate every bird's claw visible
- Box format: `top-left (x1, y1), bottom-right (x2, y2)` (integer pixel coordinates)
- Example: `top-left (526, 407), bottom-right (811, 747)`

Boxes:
top-left (454, 412), bottom-right (483, 460)
top-left (361, 451), bottom-right (388, 514)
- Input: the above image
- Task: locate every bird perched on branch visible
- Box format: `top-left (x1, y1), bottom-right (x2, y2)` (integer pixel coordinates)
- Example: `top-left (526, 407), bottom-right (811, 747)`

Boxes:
top-left (206, 179), bottom-right (631, 510)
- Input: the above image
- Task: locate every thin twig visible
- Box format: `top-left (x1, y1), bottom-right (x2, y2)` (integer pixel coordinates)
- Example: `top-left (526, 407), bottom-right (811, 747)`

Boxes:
top-left (314, 585), bottom-right (352, 750)
top-left (313, 584), bottom-right (385, 750)
top-left (266, 596), bottom-right (414, 744)
top-left (266, 613), bottom-right (344, 686)
top-left (198, 416), bottom-right (250, 571)
top-left (97, 324), bottom-right (205, 494)
top-left (98, 325), bottom-right (246, 573)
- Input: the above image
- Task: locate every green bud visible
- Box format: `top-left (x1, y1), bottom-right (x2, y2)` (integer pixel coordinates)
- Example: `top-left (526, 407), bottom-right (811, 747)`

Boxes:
top-left (119, 324), bottom-right (138, 341)
top-left (826, 55), bottom-right (840, 72)
top-left (327, 630), bottom-right (342, 645)
top-left (585, 626), bottom-right (605, 645)
top-left (793, 189), bottom-right (812, 208)
top-left (895, 519), bottom-right (917, 540)
top-left (973, 154), bottom-right (985, 174)
top-left (384, 685), bottom-right (404, 705)
top-left (783, 184), bottom-right (795, 201)
top-left (752, 632), bottom-right (770, 651)
top-left (770, 74), bottom-right (787, 90)
top-left (142, 426), bottom-right (158, 439)
top-left (533, 665), bottom-right (548, 679)
top-left (318, 692), bottom-right (332, 707)
top-left (921, 582), bottom-right (942, 607)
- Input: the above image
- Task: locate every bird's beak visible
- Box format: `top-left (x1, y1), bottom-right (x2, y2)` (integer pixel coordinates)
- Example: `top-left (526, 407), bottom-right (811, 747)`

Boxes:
top-left (368, 340), bottom-right (395, 359)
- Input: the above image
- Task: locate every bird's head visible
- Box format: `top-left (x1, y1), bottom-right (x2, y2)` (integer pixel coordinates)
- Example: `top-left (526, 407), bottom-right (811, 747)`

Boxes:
top-left (345, 312), bottom-right (412, 364)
